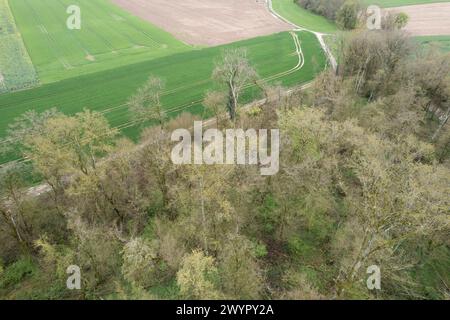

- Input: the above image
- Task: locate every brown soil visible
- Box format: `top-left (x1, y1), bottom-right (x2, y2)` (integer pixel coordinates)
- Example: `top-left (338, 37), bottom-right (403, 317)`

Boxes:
top-left (111, 0), bottom-right (291, 46)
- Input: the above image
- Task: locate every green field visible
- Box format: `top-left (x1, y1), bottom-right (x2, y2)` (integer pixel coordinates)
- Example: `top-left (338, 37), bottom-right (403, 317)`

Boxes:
top-left (0, 31), bottom-right (326, 164)
top-left (0, 0), bottom-right (38, 93)
top-left (271, 0), bottom-right (338, 33)
top-left (415, 35), bottom-right (450, 52)
top-left (361, 0), bottom-right (450, 7)
top-left (8, 0), bottom-right (189, 84)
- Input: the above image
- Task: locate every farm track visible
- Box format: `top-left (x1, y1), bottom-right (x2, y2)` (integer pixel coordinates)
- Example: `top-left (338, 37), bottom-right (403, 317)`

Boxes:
top-left (267, 0), bottom-right (337, 71)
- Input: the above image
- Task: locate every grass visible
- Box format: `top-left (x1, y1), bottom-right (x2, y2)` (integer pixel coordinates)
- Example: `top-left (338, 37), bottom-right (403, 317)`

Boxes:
top-left (0, 0), bottom-right (38, 93)
top-left (8, 0), bottom-right (189, 84)
top-left (271, 0), bottom-right (337, 34)
top-left (361, 0), bottom-right (450, 7)
top-left (0, 31), bottom-right (326, 164)
top-left (0, 257), bottom-right (36, 290)
top-left (415, 36), bottom-right (450, 52)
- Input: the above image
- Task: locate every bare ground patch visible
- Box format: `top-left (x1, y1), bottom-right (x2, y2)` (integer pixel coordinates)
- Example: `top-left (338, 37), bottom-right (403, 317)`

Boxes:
top-left (386, 3), bottom-right (450, 36)
top-left (111, 0), bottom-right (291, 46)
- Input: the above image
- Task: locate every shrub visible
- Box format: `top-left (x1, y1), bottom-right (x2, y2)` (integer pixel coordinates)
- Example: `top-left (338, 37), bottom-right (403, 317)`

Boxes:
top-left (297, 0), bottom-right (345, 21)
top-left (336, 0), bottom-right (360, 30)
top-left (121, 238), bottom-right (162, 288)
top-left (176, 250), bottom-right (221, 299)
top-left (0, 257), bottom-right (36, 289)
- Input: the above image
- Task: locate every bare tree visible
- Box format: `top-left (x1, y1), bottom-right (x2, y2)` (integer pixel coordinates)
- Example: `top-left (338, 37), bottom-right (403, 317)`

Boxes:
top-left (212, 48), bottom-right (258, 122)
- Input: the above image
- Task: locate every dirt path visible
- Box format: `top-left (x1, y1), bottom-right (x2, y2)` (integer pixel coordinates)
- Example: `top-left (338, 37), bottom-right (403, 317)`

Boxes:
top-left (111, 0), bottom-right (291, 46)
top-left (386, 3), bottom-right (450, 36)
top-left (266, 0), bottom-right (337, 71)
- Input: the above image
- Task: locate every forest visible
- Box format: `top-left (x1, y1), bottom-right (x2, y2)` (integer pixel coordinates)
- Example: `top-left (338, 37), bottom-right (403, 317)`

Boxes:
top-left (0, 26), bottom-right (449, 300)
